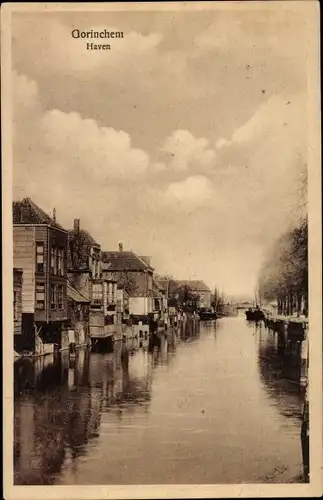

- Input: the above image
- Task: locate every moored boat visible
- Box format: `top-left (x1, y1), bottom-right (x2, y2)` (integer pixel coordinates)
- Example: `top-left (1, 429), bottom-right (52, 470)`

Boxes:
top-left (199, 308), bottom-right (217, 321)
top-left (245, 307), bottom-right (265, 321)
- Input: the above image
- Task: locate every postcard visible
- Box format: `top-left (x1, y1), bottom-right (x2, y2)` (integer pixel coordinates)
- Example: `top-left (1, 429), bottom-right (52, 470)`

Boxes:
top-left (2, 1), bottom-right (322, 499)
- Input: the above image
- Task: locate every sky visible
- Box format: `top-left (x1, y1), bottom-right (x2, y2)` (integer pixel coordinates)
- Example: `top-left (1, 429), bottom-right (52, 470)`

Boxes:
top-left (11, 4), bottom-right (311, 296)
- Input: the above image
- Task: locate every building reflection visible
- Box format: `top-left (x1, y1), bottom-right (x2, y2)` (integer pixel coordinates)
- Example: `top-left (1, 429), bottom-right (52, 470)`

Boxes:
top-left (14, 349), bottom-right (96, 485)
top-left (14, 341), bottom-right (151, 485)
top-left (14, 321), bottom-right (203, 485)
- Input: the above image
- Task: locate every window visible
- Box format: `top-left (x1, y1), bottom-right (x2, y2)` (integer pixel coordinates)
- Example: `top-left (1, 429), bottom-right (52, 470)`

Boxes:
top-left (51, 284), bottom-right (57, 310)
top-left (54, 248), bottom-right (58, 275)
top-left (36, 243), bottom-right (44, 273)
top-left (13, 291), bottom-right (18, 321)
top-left (51, 248), bottom-right (55, 274)
top-left (51, 284), bottom-right (64, 310)
top-left (36, 283), bottom-right (45, 310)
top-left (108, 282), bottom-right (113, 303)
top-left (57, 285), bottom-right (64, 310)
top-left (51, 247), bottom-right (65, 276)
top-left (57, 249), bottom-right (64, 276)
top-left (92, 283), bottom-right (103, 305)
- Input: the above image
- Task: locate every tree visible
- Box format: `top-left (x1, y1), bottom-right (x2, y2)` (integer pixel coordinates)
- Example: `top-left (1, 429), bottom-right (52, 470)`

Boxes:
top-left (258, 216), bottom-right (308, 316)
top-left (168, 283), bottom-right (200, 312)
top-left (211, 287), bottom-right (219, 309)
top-left (114, 270), bottom-right (139, 296)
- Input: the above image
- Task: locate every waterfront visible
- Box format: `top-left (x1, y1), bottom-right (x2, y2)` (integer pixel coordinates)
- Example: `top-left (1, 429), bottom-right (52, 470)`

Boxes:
top-left (14, 314), bottom-right (304, 485)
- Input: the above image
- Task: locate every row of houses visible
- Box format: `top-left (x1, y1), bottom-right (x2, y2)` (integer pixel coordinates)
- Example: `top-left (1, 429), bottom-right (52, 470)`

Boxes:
top-left (13, 198), bottom-right (212, 357)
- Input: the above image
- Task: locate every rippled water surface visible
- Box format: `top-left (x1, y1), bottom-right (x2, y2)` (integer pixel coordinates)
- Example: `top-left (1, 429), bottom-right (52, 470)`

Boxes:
top-left (14, 315), bottom-right (304, 485)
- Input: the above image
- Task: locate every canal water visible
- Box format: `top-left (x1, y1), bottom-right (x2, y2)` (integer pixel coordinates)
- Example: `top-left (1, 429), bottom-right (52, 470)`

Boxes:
top-left (14, 314), bottom-right (304, 485)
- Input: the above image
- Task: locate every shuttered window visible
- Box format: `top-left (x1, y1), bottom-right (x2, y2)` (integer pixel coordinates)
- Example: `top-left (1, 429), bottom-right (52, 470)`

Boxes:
top-left (36, 283), bottom-right (45, 310)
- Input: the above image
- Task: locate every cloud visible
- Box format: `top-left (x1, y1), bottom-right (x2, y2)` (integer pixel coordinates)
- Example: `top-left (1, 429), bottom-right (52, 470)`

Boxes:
top-left (160, 130), bottom-right (216, 172)
top-left (164, 175), bottom-right (214, 208)
top-left (40, 109), bottom-right (149, 180)
top-left (194, 9), bottom-right (308, 63)
top-left (210, 92), bottom-right (307, 245)
top-left (13, 71), bottom-right (150, 195)
top-left (230, 94), bottom-right (301, 145)
top-left (215, 138), bottom-right (229, 150)
top-left (216, 93), bottom-right (306, 167)
top-left (195, 17), bottom-right (243, 51)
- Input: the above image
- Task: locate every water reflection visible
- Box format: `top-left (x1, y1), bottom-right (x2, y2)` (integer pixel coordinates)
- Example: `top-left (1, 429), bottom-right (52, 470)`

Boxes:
top-left (14, 319), bottom-right (303, 485)
top-left (14, 327), bottom-right (200, 485)
top-left (256, 321), bottom-right (304, 421)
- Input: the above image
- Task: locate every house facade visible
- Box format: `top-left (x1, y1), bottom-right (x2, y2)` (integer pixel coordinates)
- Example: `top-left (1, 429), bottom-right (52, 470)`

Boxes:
top-left (67, 281), bottom-right (90, 347)
top-left (67, 219), bottom-right (104, 342)
top-left (13, 198), bottom-right (69, 355)
top-left (101, 263), bottom-right (119, 323)
top-left (101, 245), bottom-right (154, 318)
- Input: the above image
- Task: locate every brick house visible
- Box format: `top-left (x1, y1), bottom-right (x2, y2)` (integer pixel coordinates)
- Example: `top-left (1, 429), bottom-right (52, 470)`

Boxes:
top-left (13, 198), bottom-right (69, 355)
top-left (101, 244), bottom-right (154, 318)
top-left (67, 219), bottom-right (104, 340)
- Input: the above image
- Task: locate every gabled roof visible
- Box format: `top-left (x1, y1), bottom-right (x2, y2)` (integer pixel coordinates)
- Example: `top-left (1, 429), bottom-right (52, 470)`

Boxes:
top-left (172, 280), bottom-right (211, 292)
top-left (13, 197), bottom-right (66, 231)
top-left (67, 229), bottom-right (101, 271)
top-left (101, 251), bottom-right (154, 272)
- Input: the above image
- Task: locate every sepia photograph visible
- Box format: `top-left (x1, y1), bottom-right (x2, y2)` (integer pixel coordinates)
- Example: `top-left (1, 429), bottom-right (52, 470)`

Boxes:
top-left (2, 1), bottom-right (322, 499)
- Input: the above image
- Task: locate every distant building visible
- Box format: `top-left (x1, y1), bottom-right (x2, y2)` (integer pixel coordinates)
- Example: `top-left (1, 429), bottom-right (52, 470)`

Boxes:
top-left (67, 219), bottom-right (104, 342)
top-left (170, 280), bottom-right (212, 308)
top-left (101, 244), bottom-right (154, 317)
top-left (13, 198), bottom-right (69, 355)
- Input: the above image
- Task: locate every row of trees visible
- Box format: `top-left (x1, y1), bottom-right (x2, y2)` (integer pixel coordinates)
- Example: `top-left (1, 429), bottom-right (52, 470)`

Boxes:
top-left (258, 157), bottom-right (308, 317)
top-left (258, 216), bottom-right (308, 316)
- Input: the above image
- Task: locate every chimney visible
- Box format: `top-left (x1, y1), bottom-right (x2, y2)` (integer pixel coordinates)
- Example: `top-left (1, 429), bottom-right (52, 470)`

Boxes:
top-left (74, 219), bottom-right (80, 233)
top-left (53, 208), bottom-right (56, 222)
top-left (118, 242), bottom-right (123, 252)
